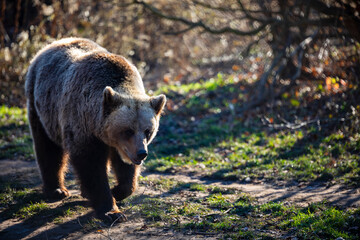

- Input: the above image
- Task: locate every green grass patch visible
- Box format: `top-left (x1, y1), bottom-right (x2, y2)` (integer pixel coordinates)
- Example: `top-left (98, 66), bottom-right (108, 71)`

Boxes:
top-left (206, 193), bottom-right (233, 209)
top-left (15, 201), bottom-right (50, 219)
top-left (283, 205), bottom-right (360, 239)
top-left (0, 187), bottom-right (34, 206)
top-left (189, 183), bottom-right (207, 192)
top-left (148, 123), bottom-right (360, 185)
top-left (0, 185), bottom-right (44, 219)
top-left (0, 105), bottom-right (33, 160)
top-left (0, 105), bottom-right (28, 127)
top-left (53, 205), bottom-right (87, 224)
top-left (136, 197), bottom-right (174, 222)
top-left (131, 182), bottom-right (360, 239)
top-left (157, 73), bottom-right (235, 95)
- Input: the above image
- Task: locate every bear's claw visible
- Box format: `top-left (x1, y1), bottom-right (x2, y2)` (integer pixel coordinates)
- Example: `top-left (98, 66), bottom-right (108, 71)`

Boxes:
top-left (98, 211), bottom-right (127, 223)
top-left (45, 188), bottom-right (70, 199)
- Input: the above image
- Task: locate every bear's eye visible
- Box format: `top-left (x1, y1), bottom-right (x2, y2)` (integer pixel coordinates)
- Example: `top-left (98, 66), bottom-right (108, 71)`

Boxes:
top-left (124, 129), bottom-right (134, 138)
top-left (144, 129), bottom-right (151, 139)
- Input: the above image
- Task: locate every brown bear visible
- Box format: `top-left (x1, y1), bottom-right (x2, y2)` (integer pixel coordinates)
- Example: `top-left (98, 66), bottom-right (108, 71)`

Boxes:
top-left (25, 38), bottom-right (166, 222)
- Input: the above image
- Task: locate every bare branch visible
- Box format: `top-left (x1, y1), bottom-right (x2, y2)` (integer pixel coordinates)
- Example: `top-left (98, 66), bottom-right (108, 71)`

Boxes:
top-left (192, 0), bottom-right (242, 12)
top-left (163, 25), bottom-right (197, 35)
top-left (131, 0), bottom-right (337, 38)
top-left (236, 0), bottom-right (275, 23)
top-left (133, 0), bottom-right (269, 36)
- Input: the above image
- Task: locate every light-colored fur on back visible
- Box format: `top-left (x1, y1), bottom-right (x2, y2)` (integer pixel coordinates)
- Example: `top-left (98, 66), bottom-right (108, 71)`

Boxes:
top-left (25, 38), bottom-right (148, 150)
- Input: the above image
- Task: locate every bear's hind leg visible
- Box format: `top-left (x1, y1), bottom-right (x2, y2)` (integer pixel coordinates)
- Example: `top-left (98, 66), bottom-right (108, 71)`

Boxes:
top-left (110, 148), bottom-right (140, 202)
top-left (28, 101), bottom-right (69, 199)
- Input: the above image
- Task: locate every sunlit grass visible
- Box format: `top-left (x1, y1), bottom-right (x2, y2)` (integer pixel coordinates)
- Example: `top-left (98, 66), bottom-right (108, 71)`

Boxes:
top-left (157, 73), bottom-right (236, 95)
top-left (0, 105), bottom-right (28, 127)
top-left (0, 105), bottom-right (33, 160)
top-left (15, 201), bottom-right (50, 219)
top-left (148, 102), bottom-right (360, 185)
top-left (131, 182), bottom-right (360, 239)
top-left (282, 205), bottom-right (360, 239)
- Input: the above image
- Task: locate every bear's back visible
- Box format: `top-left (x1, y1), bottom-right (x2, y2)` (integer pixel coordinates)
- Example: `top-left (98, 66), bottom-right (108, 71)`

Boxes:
top-left (25, 38), bottom-right (107, 98)
top-left (25, 38), bottom-right (145, 146)
top-left (35, 37), bottom-right (107, 62)
top-left (26, 38), bottom-right (144, 99)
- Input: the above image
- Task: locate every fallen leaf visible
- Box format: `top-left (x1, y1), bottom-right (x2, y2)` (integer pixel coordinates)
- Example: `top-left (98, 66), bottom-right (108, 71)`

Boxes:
top-left (325, 77), bottom-right (332, 91)
top-left (163, 75), bottom-right (170, 83)
top-left (232, 65), bottom-right (240, 71)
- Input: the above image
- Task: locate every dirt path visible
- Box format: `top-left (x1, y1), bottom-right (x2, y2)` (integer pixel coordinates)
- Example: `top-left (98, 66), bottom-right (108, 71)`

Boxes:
top-left (142, 172), bottom-right (360, 208)
top-left (1, 159), bottom-right (360, 239)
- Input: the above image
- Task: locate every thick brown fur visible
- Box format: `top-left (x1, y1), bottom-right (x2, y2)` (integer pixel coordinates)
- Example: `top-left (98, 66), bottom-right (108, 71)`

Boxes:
top-left (25, 38), bottom-right (166, 222)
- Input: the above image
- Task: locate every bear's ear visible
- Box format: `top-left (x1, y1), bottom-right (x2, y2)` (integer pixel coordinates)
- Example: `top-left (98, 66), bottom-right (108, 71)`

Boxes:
top-left (150, 94), bottom-right (166, 116)
top-left (103, 86), bottom-right (122, 116)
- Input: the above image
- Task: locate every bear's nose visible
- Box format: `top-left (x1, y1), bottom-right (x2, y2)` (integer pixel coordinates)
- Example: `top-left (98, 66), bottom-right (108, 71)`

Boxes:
top-left (137, 150), bottom-right (148, 161)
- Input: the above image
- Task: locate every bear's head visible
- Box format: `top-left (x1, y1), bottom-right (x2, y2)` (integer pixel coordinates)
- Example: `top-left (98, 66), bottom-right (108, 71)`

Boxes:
top-left (101, 86), bottom-right (166, 165)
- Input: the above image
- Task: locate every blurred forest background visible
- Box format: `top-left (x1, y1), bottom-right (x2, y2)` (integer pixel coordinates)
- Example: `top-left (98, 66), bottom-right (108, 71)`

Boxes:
top-left (0, 0), bottom-right (359, 105)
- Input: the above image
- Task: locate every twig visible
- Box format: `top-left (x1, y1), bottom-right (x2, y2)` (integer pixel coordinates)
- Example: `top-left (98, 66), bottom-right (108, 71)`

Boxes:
top-left (77, 217), bottom-right (83, 228)
top-left (262, 117), bottom-right (346, 130)
top-left (106, 214), bottom-right (121, 240)
top-left (192, 231), bottom-right (217, 235)
top-left (0, 21), bottom-right (10, 44)
top-left (262, 117), bottom-right (319, 130)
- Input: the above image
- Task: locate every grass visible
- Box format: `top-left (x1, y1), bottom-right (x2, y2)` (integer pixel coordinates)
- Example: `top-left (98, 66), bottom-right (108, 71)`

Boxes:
top-left (0, 178), bottom-right (88, 228)
top-left (282, 205), bottom-right (360, 240)
top-left (0, 184), bottom-right (44, 219)
top-left (0, 72), bottom-right (359, 239)
top-left (156, 73), bottom-right (236, 95)
top-left (0, 105), bottom-right (33, 160)
top-left (53, 205), bottom-right (87, 224)
top-left (15, 201), bottom-right (50, 219)
top-left (0, 186), bottom-right (35, 206)
top-left (148, 127), bottom-right (360, 185)
top-left (146, 73), bottom-right (360, 186)
top-left (0, 105), bottom-right (28, 126)
top-left (127, 180), bottom-right (359, 239)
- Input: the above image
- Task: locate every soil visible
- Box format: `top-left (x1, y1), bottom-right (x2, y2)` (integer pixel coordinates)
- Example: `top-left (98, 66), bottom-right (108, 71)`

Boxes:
top-left (1, 159), bottom-right (359, 239)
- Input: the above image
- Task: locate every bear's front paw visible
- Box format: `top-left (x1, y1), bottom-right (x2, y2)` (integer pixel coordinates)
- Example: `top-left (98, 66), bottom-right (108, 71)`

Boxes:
top-left (98, 210), bottom-right (127, 223)
top-left (45, 188), bottom-right (70, 199)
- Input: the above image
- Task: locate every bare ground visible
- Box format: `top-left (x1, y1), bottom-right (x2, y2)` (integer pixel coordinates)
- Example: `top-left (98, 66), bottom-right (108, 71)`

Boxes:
top-left (1, 159), bottom-right (360, 239)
